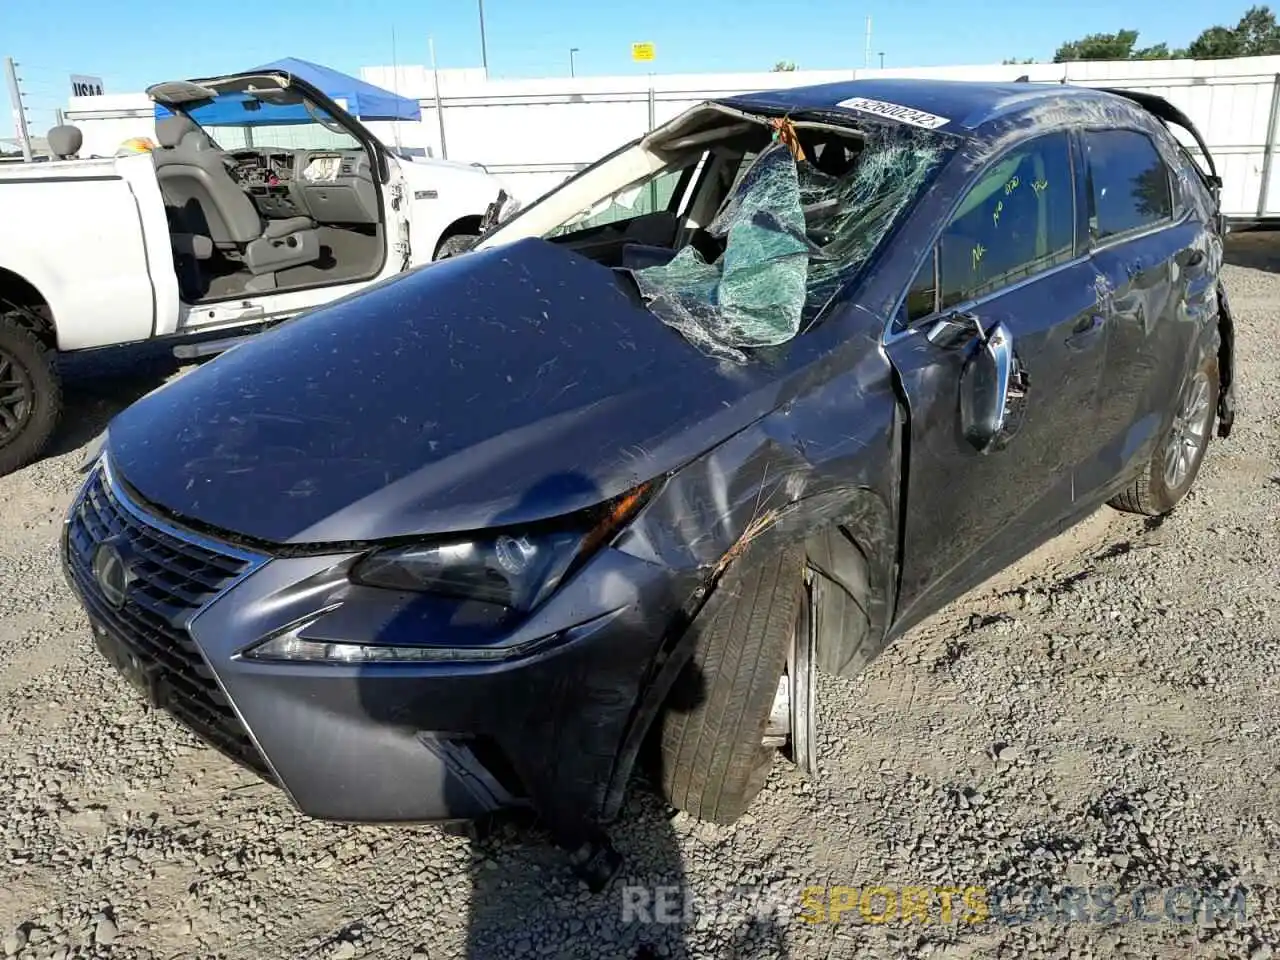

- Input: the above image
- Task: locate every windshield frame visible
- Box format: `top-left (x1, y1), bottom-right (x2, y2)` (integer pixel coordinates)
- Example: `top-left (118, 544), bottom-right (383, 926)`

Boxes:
top-left (150, 71), bottom-right (389, 179)
top-left (478, 102), bottom-right (961, 361)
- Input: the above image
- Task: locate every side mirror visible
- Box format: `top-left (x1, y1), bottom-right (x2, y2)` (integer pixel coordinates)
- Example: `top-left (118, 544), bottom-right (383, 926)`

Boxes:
top-left (926, 310), bottom-right (982, 350)
top-left (959, 320), bottom-right (1017, 454)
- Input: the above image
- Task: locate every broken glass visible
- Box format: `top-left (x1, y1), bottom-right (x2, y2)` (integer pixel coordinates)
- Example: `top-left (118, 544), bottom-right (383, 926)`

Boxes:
top-left (631, 124), bottom-right (948, 362)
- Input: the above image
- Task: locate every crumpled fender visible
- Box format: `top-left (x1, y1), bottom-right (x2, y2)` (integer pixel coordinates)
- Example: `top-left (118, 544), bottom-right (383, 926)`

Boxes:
top-left (599, 314), bottom-right (905, 820)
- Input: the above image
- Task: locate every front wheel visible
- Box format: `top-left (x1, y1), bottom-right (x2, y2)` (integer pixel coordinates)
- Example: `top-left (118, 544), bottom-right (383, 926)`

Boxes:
top-left (0, 316), bottom-right (61, 477)
top-left (656, 541), bottom-right (807, 824)
top-left (1109, 337), bottom-right (1219, 517)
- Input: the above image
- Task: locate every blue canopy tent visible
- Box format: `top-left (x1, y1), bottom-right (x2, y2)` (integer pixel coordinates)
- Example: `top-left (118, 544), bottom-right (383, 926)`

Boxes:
top-left (153, 57), bottom-right (421, 125)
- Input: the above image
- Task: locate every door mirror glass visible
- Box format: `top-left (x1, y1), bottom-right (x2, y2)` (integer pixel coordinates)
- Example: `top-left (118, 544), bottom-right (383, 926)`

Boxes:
top-left (959, 321), bottom-right (1015, 454)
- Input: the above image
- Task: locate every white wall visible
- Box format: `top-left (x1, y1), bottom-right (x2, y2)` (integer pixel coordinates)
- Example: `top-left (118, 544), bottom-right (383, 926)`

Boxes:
top-left (61, 56), bottom-right (1280, 218)
top-left (364, 57), bottom-right (1280, 217)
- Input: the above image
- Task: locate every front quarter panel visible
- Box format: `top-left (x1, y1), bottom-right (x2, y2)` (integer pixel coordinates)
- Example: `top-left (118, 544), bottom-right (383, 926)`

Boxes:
top-left (615, 306), bottom-right (903, 672)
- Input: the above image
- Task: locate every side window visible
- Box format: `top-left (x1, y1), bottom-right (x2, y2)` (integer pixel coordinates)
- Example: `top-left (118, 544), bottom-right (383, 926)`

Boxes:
top-left (1084, 130), bottom-right (1173, 240)
top-left (938, 131), bottom-right (1075, 310)
top-left (899, 250), bottom-right (938, 326)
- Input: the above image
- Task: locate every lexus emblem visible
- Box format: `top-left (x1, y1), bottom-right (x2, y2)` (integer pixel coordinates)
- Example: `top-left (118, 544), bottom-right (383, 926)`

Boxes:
top-left (92, 540), bottom-right (134, 609)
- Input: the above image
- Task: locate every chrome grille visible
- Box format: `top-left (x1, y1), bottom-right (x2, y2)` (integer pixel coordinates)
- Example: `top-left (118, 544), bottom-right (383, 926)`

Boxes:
top-left (65, 460), bottom-right (273, 780)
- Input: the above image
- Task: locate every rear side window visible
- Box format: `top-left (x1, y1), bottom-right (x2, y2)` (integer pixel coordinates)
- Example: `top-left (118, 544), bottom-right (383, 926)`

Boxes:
top-left (937, 131), bottom-right (1076, 310)
top-left (1084, 130), bottom-right (1173, 240)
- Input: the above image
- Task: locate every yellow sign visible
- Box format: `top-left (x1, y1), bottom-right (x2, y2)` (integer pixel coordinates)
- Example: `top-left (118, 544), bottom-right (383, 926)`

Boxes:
top-left (631, 42), bottom-right (656, 63)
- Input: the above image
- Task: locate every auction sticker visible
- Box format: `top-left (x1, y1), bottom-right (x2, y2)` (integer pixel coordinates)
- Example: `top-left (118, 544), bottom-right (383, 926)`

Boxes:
top-left (835, 97), bottom-right (951, 129)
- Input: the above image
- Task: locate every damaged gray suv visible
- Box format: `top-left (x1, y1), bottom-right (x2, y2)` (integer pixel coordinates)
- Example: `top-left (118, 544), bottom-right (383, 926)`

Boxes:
top-left (64, 79), bottom-right (1234, 884)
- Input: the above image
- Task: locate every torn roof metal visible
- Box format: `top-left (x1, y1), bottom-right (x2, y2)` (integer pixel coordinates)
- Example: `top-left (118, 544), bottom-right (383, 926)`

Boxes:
top-left (717, 78), bottom-right (1145, 135)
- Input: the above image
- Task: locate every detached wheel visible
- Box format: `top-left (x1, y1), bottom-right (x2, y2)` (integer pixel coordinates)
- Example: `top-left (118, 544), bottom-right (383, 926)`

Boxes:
top-left (657, 541), bottom-right (812, 824)
top-left (0, 316), bottom-right (60, 477)
top-left (435, 233), bottom-right (480, 260)
top-left (1110, 334), bottom-right (1219, 517)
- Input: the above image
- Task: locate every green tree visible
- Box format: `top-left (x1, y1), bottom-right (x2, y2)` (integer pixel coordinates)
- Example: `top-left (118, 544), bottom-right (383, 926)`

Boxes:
top-left (1187, 25), bottom-right (1245, 58)
top-left (1053, 30), bottom-right (1183, 62)
top-left (1054, 29), bottom-right (1141, 62)
top-left (1187, 5), bottom-right (1280, 57)
top-left (1002, 57), bottom-right (1037, 64)
top-left (771, 60), bottom-right (797, 72)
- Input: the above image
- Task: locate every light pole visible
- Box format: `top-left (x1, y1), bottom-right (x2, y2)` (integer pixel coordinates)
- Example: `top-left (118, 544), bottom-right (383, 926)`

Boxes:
top-left (569, 47), bottom-right (579, 78)
top-left (878, 52), bottom-right (885, 69)
top-left (477, 0), bottom-right (489, 76)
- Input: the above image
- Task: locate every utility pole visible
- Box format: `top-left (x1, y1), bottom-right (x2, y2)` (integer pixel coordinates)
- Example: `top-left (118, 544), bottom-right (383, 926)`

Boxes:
top-left (569, 47), bottom-right (579, 78)
top-left (477, 0), bottom-right (489, 77)
top-left (429, 37), bottom-right (448, 160)
top-left (4, 57), bottom-right (33, 162)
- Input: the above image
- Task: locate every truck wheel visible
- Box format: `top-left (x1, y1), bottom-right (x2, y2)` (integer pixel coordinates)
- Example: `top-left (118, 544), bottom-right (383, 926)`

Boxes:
top-left (657, 540), bottom-right (806, 824)
top-left (435, 233), bottom-right (480, 260)
top-left (0, 316), bottom-right (60, 477)
top-left (1110, 332), bottom-right (1219, 517)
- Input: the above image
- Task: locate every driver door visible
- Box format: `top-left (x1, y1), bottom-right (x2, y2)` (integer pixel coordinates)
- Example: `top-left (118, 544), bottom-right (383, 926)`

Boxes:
top-left (885, 129), bottom-right (1108, 632)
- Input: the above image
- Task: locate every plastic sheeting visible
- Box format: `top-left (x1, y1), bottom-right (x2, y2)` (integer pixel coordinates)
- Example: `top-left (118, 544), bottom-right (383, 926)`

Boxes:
top-left (632, 125), bottom-right (946, 362)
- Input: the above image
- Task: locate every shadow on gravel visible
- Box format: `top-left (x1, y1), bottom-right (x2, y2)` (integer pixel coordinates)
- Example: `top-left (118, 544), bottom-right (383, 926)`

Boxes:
top-left (42, 344), bottom-right (185, 461)
top-left (1224, 229), bottom-right (1280, 273)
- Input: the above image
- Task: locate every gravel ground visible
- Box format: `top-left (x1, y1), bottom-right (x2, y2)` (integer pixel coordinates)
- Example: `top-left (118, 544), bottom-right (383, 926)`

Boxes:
top-left (1, 238), bottom-right (1277, 960)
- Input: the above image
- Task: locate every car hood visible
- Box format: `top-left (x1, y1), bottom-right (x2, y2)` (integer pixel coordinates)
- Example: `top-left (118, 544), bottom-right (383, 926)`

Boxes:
top-left (107, 239), bottom-right (781, 545)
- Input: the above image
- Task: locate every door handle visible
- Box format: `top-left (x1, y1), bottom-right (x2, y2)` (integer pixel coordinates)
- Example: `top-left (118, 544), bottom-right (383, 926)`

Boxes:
top-left (1066, 314), bottom-right (1105, 348)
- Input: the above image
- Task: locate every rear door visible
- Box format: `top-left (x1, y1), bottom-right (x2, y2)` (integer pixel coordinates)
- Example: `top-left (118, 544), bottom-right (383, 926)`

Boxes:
top-left (1080, 128), bottom-right (1213, 493)
top-left (885, 129), bottom-right (1108, 629)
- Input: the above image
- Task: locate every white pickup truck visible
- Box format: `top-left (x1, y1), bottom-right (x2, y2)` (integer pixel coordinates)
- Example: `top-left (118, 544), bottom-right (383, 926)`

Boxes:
top-left (0, 67), bottom-right (513, 475)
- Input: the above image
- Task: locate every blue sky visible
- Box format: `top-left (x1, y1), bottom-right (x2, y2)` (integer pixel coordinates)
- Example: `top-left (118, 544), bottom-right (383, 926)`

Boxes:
top-left (1, 0), bottom-right (1233, 143)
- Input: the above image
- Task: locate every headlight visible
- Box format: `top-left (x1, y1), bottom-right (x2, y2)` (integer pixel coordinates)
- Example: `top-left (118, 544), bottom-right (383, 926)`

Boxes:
top-left (497, 192), bottom-right (523, 223)
top-left (351, 528), bottom-right (585, 611)
top-left (354, 481), bottom-right (653, 611)
top-left (242, 482), bottom-right (653, 664)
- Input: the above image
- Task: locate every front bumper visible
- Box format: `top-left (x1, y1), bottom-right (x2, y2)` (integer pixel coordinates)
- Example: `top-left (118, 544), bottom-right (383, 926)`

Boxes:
top-left (62, 459), bottom-right (692, 832)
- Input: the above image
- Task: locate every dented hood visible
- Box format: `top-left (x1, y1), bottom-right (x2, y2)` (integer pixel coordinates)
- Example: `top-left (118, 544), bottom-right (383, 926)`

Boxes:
top-left (106, 239), bottom-right (780, 545)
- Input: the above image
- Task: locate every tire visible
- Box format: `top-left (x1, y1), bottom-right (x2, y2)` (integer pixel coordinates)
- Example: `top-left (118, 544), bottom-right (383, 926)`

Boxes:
top-left (0, 316), bottom-right (60, 477)
top-left (435, 233), bottom-right (480, 260)
top-left (657, 540), bottom-right (806, 824)
top-left (1109, 332), bottom-right (1219, 517)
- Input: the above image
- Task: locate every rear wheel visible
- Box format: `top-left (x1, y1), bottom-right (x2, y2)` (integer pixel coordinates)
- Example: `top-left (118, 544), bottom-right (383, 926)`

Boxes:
top-left (0, 316), bottom-right (60, 477)
top-left (657, 541), bottom-right (808, 824)
top-left (1109, 336), bottom-right (1219, 517)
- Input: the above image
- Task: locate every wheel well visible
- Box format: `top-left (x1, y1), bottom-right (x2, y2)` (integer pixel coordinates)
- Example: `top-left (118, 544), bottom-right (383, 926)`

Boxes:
top-left (433, 215), bottom-right (484, 258)
top-left (0, 268), bottom-right (55, 348)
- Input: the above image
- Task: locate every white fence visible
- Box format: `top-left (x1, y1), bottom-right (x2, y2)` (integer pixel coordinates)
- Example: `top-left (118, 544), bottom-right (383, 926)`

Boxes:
top-left (62, 56), bottom-right (1280, 219)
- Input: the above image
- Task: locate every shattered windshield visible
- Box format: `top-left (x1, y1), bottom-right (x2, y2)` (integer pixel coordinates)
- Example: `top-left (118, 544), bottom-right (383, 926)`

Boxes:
top-left (631, 122), bottom-right (950, 362)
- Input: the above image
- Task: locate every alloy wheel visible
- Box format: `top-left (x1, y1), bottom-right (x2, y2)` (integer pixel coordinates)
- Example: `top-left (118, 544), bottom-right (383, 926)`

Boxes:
top-left (762, 571), bottom-right (817, 776)
top-left (0, 347), bottom-right (33, 449)
top-left (1163, 370), bottom-right (1212, 490)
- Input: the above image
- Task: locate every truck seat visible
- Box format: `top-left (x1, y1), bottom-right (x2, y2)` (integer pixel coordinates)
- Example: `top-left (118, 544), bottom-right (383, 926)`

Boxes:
top-left (152, 115), bottom-right (320, 276)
